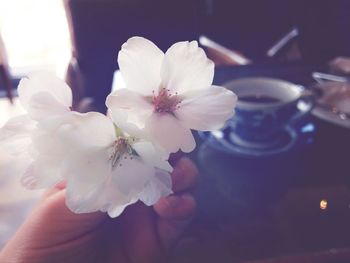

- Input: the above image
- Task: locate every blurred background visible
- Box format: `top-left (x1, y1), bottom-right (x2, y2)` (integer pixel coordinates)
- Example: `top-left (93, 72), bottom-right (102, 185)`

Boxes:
top-left (1, 0), bottom-right (350, 114)
top-left (0, 0), bottom-right (350, 262)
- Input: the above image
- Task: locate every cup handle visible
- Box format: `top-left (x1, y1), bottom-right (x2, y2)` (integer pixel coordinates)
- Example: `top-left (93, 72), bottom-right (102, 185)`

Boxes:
top-left (290, 89), bottom-right (315, 124)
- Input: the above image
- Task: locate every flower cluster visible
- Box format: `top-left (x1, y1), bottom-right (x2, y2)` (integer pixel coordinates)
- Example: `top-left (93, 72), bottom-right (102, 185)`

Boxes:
top-left (0, 37), bottom-right (237, 217)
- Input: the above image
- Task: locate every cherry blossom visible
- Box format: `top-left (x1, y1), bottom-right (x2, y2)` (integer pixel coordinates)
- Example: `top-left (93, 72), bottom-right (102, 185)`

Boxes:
top-left (107, 37), bottom-right (237, 153)
top-left (57, 112), bottom-right (173, 217)
top-left (0, 72), bottom-right (73, 189)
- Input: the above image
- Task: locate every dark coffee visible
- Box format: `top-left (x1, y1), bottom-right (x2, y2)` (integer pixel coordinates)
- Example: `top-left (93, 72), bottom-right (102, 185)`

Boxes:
top-left (239, 95), bottom-right (280, 103)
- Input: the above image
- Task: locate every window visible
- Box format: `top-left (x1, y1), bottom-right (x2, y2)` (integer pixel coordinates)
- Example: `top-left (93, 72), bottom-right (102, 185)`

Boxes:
top-left (0, 0), bottom-right (71, 77)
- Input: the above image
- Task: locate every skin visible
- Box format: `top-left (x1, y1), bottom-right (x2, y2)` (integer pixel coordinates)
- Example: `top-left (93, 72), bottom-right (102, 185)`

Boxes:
top-left (0, 157), bottom-right (198, 263)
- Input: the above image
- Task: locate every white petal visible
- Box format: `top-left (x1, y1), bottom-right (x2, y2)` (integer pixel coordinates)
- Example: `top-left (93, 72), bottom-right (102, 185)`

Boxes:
top-left (31, 127), bottom-right (69, 159)
top-left (161, 41), bottom-right (214, 94)
top-left (21, 128), bottom-right (65, 189)
top-left (118, 37), bottom-right (164, 95)
top-left (111, 157), bottom-right (153, 196)
top-left (57, 112), bottom-right (115, 150)
top-left (36, 112), bottom-right (73, 132)
top-left (139, 169), bottom-right (172, 206)
top-left (109, 110), bottom-right (151, 141)
top-left (145, 113), bottom-right (196, 153)
top-left (107, 197), bottom-right (138, 218)
top-left (107, 157), bottom-right (167, 216)
top-left (18, 72), bottom-right (72, 110)
top-left (106, 88), bottom-right (153, 129)
top-left (133, 141), bottom-right (172, 172)
top-left (176, 86), bottom-right (237, 131)
top-left (106, 89), bottom-right (152, 110)
top-left (64, 147), bottom-right (170, 216)
top-left (26, 92), bottom-right (71, 121)
top-left (0, 152), bottom-right (33, 181)
top-left (66, 174), bottom-right (138, 216)
top-left (65, 178), bottom-right (109, 214)
top-left (107, 109), bottom-right (149, 139)
top-left (63, 148), bottom-right (112, 213)
top-left (66, 163), bottom-right (134, 215)
top-left (103, 171), bottom-right (141, 217)
top-left (0, 115), bottom-right (36, 155)
top-left (105, 157), bottom-right (156, 217)
top-left (63, 148), bottom-right (111, 186)
top-left (21, 154), bottom-right (63, 189)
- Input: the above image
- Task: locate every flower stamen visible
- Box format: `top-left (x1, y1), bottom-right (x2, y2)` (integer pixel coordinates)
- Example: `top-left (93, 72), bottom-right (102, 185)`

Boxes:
top-left (152, 88), bottom-right (181, 113)
top-left (109, 137), bottom-right (133, 169)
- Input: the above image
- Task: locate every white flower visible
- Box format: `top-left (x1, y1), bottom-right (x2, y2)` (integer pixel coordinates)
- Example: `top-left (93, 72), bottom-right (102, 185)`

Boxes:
top-left (17, 71), bottom-right (72, 122)
top-left (1, 71), bottom-right (173, 218)
top-left (1, 37), bottom-right (237, 218)
top-left (57, 111), bottom-right (173, 217)
top-left (0, 115), bottom-right (37, 180)
top-left (0, 72), bottom-right (73, 189)
top-left (106, 37), bottom-right (237, 153)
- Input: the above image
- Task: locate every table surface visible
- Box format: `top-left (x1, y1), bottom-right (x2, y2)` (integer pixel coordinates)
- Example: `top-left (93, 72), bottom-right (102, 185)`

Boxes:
top-left (1, 63), bottom-right (349, 261)
top-left (169, 63), bottom-right (350, 262)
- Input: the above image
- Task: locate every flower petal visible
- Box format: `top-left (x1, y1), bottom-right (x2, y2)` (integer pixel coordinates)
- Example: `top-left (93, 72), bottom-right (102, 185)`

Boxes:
top-left (57, 112), bottom-right (115, 150)
top-left (139, 169), bottom-right (172, 206)
top-left (106, 89), bottom-right (152, 110)
top-left (111, 156), bottom-right (153, 196)
top-left (63, 148), bottom-right (111, 189)
top-left (176, 86), bottom-right (237, 131)
top-left (66, 175), bottom-right (138, 217)
top-left (106, 197), bottom-right (139, 218)
top-left (65, 178), bottom-right (110, 214)
top-left (26, 92), bottom-right (71, 121)
top-left (36, 112), bottom-right (73, 132)
top-left (145, 113), bottom-right (196, 153)
top-left (118, 37), bottom-right (164, 95)
top-left (0, 152), bottom-right (33, 182)
top-left (21, 154), bottom-right (63, 189)
top-left (161, 41), bottom-right (214, 94)
top-left (106, 88), bottom-right (153, 129)
top-left (103, 157), bottom-right (156, 217)
top-left (133, 141), bottom-right (172, 172)
top-left (107, 109), bottom-right (149, 139)
top-left (65, 154), bottom-right (152, 210)
top-left (18, 72), bottom-right (72, 110)
top-left (31, 127), bottom-right (69, 160)
top-left (0, 115), bottom-right (36, 155)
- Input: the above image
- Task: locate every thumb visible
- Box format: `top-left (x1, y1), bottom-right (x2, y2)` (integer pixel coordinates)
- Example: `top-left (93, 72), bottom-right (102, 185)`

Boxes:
top-left (2, 188), bottom-right (106, 254)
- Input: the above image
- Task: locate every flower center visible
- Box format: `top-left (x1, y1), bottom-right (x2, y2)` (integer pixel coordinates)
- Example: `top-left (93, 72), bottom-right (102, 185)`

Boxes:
top-left (109, 137), bottom-right (133, 169)
top-left (152, 88), bottom-right (181, 113)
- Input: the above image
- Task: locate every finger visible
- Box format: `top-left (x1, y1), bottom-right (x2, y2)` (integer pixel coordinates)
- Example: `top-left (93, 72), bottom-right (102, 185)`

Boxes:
top-left (157, 217), bottom-right (191, 249)
top-left (38, 190), bottom-right (106, 232)
top-left (1, 190), bottom-right (107, 261)
top-left (9, 190), bottom-right (106, 249)
top-left (171, 157), bottom-right (199, 193)
top-left (119, 203), bottom-right (163, 263)
top-left (41, 181), bottom-right (67, 200)
top-left (169, 151), bottom-right (184, 166)
top-left (154, 193), bottom-right (196, 220)
top-left (153, 193), bottom-right (196, 248)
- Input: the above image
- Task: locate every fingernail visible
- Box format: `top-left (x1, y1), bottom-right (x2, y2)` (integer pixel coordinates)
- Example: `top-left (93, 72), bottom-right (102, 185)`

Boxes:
top-left (55, 181), bottom-right (67, 190)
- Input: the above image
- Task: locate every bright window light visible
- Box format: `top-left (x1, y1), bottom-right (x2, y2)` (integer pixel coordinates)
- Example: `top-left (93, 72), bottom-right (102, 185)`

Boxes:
top-left (0, 0), bottom-right (71, 77)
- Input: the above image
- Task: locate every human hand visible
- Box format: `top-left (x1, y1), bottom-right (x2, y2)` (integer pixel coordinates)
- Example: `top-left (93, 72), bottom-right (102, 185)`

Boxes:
top-left (0, 157), bottom-right (198, 263)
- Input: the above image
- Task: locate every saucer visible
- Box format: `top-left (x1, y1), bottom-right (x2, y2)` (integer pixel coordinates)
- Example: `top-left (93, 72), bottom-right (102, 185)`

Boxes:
top-left (313, 107), bottom-right (350, 129)
top-left (311, 82), bottom-right (350, 129)
top-left (198, 124), bottom-right (311, 158)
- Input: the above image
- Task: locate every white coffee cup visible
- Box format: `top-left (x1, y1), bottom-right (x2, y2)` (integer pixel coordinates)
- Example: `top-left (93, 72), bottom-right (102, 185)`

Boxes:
top-left (223, 77), bottom-right (313, 142)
